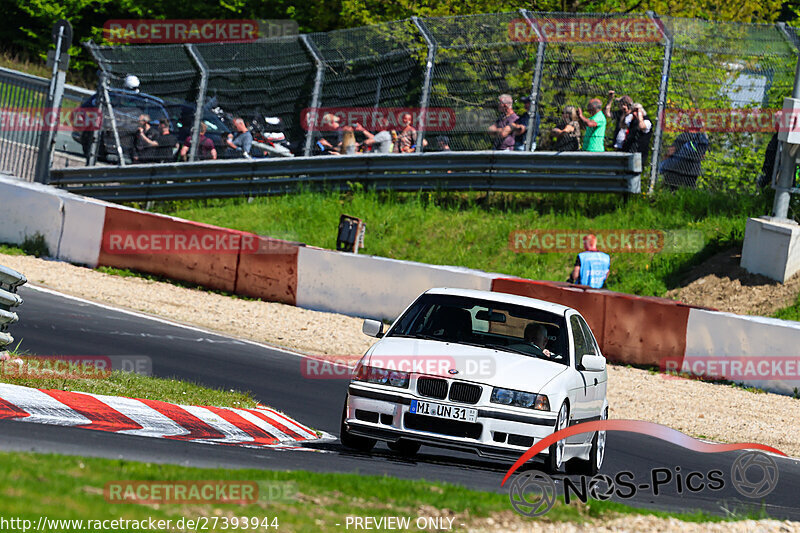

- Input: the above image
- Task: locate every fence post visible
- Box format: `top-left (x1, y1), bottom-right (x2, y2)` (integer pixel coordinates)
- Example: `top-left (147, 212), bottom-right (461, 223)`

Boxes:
top-left (34, 20), bottom-right (71, 184)
top-left (85, 42), bottom-right (125, 167)
top-left (86, 71), bottom-right (105, 167)
top-left (412, 17), bottom-right (437, 153)
top-left (300, 35), bottom-right (325, 157)
top-left (772, 46), bottom-right (800, 219)
top-left (648, 11), bottom-right (672, 192)
top-left (520, 9), bottom-right (546, 152)
top-left (185, 44), bottom-right (209, 163)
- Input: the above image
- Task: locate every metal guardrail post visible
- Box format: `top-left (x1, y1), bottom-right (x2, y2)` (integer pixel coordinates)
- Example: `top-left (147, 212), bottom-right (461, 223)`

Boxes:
top-left (86, 42), bottom-right (125, 167)
top-left (520, 9), bottom-right (546, 152)
top-left (412, 17), bottom-right (437, 154)
top-left (648, 11), bottom-right (673, 193)
top-left (185, 44), bottom-right (209, 163)
top-left (300, 35), bottom-right (325, 157)
top-left (34, 20), bottom-right (72, 184)
top-left (0, 265), bottom-right (26, 352)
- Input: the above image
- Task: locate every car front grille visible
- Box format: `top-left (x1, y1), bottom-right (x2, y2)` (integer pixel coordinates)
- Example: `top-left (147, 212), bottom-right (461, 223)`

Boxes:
top-left (448, 382), bottom-right (482, 404)
top-left (417, 377), bottom-right (448, 400)
top-left (404, 413), bottom-right (482, 439)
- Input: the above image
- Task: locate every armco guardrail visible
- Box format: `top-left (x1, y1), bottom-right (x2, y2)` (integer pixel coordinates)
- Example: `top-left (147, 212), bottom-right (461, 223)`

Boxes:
top-left (49, 151), bottom-right (641, 201)
top-left (0, 265), bottom-right (27, 350)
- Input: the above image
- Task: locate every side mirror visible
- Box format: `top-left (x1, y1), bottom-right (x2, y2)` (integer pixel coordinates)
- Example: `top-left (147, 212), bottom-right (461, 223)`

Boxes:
top-left (581, 354), bottom-right (606, 372)
top-left (362, 319), bottom-right (384, 338)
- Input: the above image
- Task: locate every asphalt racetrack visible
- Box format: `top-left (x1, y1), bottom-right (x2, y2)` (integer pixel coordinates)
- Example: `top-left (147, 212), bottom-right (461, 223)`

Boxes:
top-left (5, 285), bottom-right (800, 519)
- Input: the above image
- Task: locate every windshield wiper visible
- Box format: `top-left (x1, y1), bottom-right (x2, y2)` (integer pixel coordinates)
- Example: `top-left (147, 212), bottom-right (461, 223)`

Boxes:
top-left (484, 343), bottom-right (532, 356)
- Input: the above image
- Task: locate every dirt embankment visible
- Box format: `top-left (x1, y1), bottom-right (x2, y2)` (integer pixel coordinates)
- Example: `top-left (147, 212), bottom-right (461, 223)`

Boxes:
top-left (666, 248), bottom-right (800, 316)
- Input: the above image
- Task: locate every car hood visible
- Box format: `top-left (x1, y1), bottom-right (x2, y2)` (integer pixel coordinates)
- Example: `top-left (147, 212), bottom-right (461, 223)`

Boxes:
top-left (366, 337), bottom-right (567, 393)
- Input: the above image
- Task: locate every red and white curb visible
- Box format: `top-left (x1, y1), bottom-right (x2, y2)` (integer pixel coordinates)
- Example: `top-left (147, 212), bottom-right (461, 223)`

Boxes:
top-left (0, 383), bottom-right (331, 451)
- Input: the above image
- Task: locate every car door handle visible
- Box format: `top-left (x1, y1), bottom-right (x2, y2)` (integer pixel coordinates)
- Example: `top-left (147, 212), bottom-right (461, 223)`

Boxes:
top-left (593, 378), bottom-right (598, 386)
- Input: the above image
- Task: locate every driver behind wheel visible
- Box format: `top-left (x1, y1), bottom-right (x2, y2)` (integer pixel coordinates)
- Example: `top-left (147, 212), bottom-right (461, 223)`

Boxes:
top-left (524, 323), bottom-right (554, 358)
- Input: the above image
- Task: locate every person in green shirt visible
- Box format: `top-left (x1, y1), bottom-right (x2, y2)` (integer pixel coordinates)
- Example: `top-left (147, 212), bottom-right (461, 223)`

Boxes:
top-left (577, 98), bottom-right (607, 152)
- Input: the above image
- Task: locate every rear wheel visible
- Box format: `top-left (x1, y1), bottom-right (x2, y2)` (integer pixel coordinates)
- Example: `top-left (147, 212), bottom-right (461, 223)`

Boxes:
top-left (387, 439), bottom-right (421, 456)
top-left (339, 397), bottom-right (376, 452)
top-left (546, 402), bottom-right (569, 473)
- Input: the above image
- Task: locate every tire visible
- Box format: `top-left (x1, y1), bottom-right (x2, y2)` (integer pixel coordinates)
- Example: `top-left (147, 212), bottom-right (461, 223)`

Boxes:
top-left (339, 397), bottom-right (376, 452)
top-left (387, 439), bottom-right (421, 456)
top-left (572, 407), bottom-right (607, 476)
top-left (546, 402), bottom-right (569, 473)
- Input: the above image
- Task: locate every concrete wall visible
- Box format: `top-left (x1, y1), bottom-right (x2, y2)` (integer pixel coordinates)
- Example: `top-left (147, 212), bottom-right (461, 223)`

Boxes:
top-left (4, 174), bottom-right (800, 396)
top-left (296, 246), bottom-right (496, 321)
top-left (0, 175), bottom-right (105, 266)
top-left (684, 309), bottom-right (800, 395)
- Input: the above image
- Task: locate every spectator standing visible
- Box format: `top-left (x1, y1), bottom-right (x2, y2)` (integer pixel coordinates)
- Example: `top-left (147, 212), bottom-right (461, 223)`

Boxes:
top-left (179, 122), bottom-right (217, 161)
top-left (152, 121), bottom-right (178, 163)
top-left (488, 94), bottom-right (519, 151)
top-left (355, 120), bottom-right (394, 153)
top-left (397, 113), bottom-right (418, 153)
top-left (436, 136), bottom-right (451, 151)
top-left (577, 99), bottom-right (607, 152)
top-left (621, 103), bottom-right (653, 162)
top-left (314, 113), bottom-right (343, 155)
top-left (512, 96), bottom-right (532, 150)
top-left (551, 106), bottom-right (581, 151)
top-left (658, 124), bottom-right (709, 190)
top-left (568, 234), bottom-right (610, 289)
top-left (340, 126), bottom-right (358, 155)
top-left (604, 90), bottom-right (633, 149)
top-left (224, 117), bottom-right (253, 158)
top-left (133, 114), bottom-right (158, 163)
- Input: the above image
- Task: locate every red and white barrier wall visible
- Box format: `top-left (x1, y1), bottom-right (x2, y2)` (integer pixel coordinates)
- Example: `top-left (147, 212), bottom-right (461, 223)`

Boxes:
top-left (3, 174), bottom-right (800, 395)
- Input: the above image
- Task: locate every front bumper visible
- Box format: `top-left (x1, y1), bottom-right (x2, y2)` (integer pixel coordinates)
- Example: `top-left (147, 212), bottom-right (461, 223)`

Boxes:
top-left (345, 384), bottom-right (557, 460)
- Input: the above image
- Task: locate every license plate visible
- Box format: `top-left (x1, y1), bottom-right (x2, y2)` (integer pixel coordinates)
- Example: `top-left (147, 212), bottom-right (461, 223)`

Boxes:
top-left (410, 400), bottom-right (478, 423)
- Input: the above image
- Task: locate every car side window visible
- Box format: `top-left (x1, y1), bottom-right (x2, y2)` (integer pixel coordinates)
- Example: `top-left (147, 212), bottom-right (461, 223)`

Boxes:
top-left (570, 315), bottom-right (589, 368)
top-left (578, 317), bottom-right (599, 357)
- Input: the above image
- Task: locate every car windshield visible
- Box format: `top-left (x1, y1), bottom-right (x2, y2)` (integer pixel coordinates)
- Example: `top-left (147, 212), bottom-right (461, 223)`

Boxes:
top-left (387, 293), bottom-right (569, 365)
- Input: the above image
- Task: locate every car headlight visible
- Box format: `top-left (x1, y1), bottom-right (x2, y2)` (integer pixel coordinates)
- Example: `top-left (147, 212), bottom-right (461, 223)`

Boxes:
top-left (490, 388), bottom-right (514, 405)
top-left (491, 387), bottom-right (550, 411)
top-left (388, 370), bottom-right (409, 388)
top-left (353, 364), bottom-right (409, 389)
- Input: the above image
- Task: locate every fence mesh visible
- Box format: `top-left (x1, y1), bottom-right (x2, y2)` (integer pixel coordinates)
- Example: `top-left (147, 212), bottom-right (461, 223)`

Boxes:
top-left (80, 11), bottom-right (800, 192)
top-left (0, 74), bottom-right (48, 180)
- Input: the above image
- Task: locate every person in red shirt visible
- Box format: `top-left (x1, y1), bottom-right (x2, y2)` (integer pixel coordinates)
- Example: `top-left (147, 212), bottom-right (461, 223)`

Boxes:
top-left (179, 122), bottom-right (217, 161)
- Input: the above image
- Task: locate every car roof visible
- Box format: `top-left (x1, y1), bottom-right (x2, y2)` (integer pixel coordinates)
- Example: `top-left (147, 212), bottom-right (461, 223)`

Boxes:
top-left (423, 287), bottom-right (574, 316)
top-left (107, 88), bottom-right (166, 106)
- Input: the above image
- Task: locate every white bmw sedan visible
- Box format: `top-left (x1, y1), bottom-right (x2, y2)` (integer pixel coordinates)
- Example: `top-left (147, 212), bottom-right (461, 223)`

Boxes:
top-left (340, 288), bottom-right (608, 474)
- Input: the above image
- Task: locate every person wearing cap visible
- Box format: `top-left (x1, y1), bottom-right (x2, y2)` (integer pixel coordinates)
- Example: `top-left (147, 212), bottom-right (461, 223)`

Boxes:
top-left (488, 94), bottom-right (518, 151)
top-left (568, 234), bottom-right (610, 289)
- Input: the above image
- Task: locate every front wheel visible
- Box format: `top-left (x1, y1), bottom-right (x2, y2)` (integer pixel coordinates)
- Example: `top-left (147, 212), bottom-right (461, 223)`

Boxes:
top-left (339, 397), bottom-right (376, 452)
top-left (546, 402), bottom-right (569, 473)
top-left (572, 407), bottom-right (607, 476)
